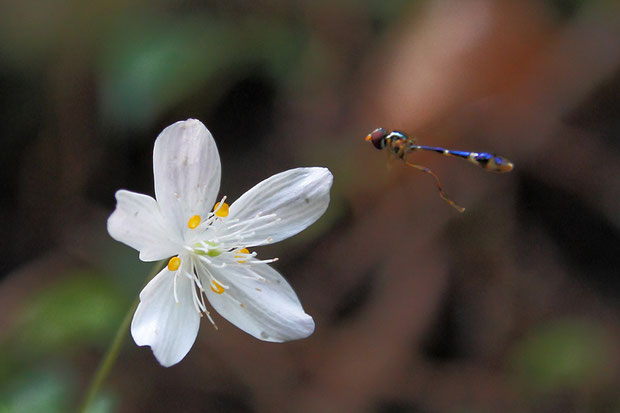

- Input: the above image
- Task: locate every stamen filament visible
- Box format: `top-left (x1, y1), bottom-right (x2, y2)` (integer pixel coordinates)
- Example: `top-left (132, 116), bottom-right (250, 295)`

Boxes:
top-left (215, 216), bottom-right (281, 244)
top-left (204, 310), bottom-right (218, 329)
top-left (213, 213), bottom-right (273, 240)
top-left (173, 273), bottom-right (179, 304)
top-left (235, 273), bottom-right (266, 282)
top-left (224, 213), bottom-right (276, 231)
top-left (191, 271), bottom-right (205, 292)
top-left (189, 281), bottom-right (203, 314)
top-left (196, 254), bottom-right (227, 268)
top-left (213, 196), bottom-right (229, 217)
top-left (198, 285), bottom-right (208, 312)
top-left (246, 257), bottom-right (279, 264)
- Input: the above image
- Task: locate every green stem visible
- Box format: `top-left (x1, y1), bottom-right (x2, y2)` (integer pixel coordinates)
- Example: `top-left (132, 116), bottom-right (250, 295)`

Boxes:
top-left (78, 260), bottom-right (164, 413)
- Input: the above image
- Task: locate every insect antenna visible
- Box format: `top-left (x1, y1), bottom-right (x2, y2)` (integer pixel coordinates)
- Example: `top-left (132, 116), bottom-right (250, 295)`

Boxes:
top-left (404, 161), bottom-right (466, 213)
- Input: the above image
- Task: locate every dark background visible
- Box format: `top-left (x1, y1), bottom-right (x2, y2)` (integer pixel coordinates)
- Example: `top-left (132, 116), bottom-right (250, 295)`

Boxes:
top-left (1, 1), bottom-right (619, 412)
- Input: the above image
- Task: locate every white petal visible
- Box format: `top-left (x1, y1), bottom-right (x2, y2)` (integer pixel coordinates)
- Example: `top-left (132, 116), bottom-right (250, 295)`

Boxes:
top-left (153, 119), bottom-right (221, 240)
top-left (107, 190), bottom-right (179, 261)
top-left (223, 167), bottom-right (333, 246)
top-left (203, 263), bottom-right (315, 342)
top-left (131, 266), bottom-right (201, 367)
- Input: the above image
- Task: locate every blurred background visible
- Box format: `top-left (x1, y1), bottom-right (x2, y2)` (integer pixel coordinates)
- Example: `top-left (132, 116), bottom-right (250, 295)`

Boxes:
top-left (1, 0), bottom-right (619, 412)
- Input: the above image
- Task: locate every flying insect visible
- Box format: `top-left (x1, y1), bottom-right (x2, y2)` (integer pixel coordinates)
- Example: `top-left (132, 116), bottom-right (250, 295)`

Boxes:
top-left (366, 127), bottom-right (513, 212)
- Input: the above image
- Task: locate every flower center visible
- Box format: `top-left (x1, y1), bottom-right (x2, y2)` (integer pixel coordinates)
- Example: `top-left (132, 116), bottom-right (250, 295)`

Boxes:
top-left (167, 256), bottom-right (181, 271)
top-left (190, 240), bottom-right (222, 257)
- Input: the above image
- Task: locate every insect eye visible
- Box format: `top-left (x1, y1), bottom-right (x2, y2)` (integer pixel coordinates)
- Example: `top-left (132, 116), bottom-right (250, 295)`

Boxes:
top-left (366, 128), bottom-right (388, 149)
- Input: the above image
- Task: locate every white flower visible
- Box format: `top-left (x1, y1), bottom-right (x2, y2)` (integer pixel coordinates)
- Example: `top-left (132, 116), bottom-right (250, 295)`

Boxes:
top-left (107, 119), bottom-right (332, 367)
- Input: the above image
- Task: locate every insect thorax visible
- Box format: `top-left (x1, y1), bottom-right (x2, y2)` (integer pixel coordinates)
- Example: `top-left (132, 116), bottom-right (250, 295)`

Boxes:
top-left (387, 132), bottom-right (412, 158)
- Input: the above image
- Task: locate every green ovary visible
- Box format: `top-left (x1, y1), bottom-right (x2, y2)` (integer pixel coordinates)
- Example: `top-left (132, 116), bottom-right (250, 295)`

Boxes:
top-left (191, 241), bottom-right (221, 257)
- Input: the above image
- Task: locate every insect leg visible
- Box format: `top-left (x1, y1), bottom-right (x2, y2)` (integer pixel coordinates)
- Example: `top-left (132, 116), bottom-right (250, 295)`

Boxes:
top-left (404, 161), bottom-right (466, 213)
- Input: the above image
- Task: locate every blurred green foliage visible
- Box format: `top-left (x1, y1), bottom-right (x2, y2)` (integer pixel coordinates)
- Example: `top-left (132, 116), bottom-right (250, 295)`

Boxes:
top-left (0, 272), bottom-right (128, 407)
top-left (13, 272), bottom-right (127, 354)
top-left (510, 319), bottom-right (612, 394)
top-left (0, 368), bottom-right (72, 413)
top-left (0, 367), bottom-right (114, 413)
top-left (99, 14), bottom-right (308, 129)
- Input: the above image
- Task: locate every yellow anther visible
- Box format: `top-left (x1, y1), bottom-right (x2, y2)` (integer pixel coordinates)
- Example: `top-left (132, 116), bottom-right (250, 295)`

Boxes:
top-left (210, 280), bottom-right (225, 294)
top-left (214, 202), bottom-right (229, 217)
top-left (235, 248), bottom-right (250, 263)
top-left (167, 256), bottom-right (181, 271)
top-left (187, 215), bottom-right (201, 229)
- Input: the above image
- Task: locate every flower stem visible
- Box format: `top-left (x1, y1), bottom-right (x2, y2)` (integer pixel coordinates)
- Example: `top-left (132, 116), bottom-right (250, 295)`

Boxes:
top-left (78, 260), bottom-right (164, 413)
